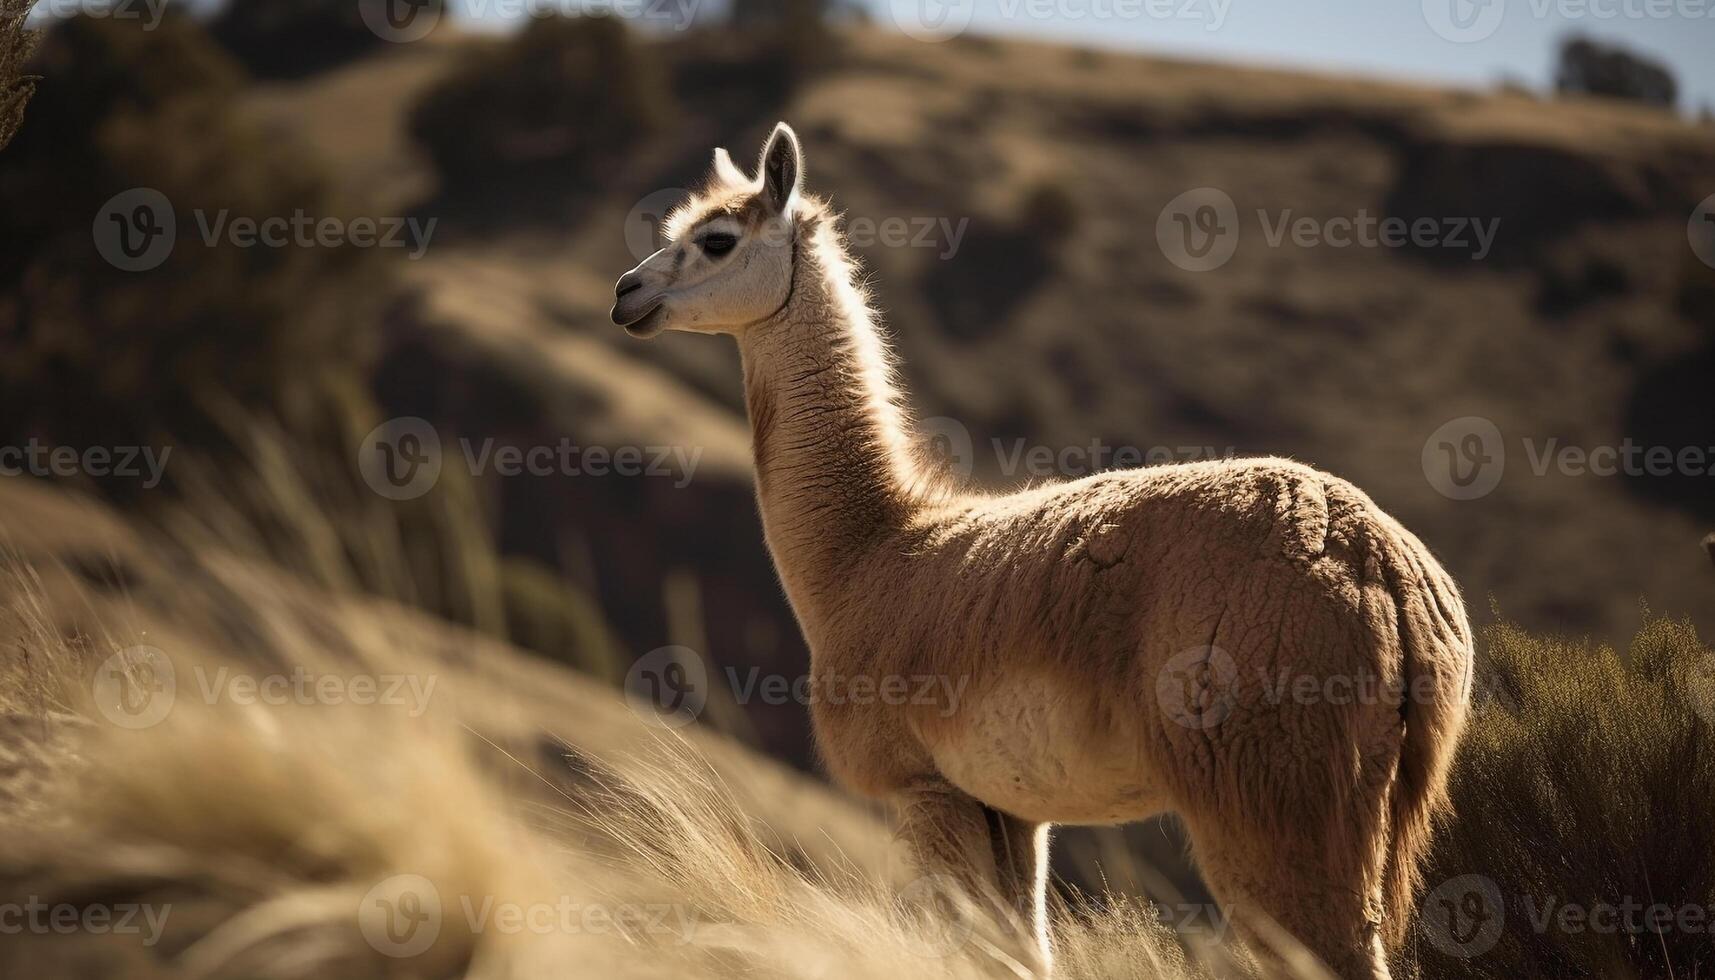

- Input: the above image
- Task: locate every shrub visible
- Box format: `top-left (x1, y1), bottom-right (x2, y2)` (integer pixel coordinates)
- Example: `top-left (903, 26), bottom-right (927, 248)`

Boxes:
top-left (1555, 35), bottom-right (1678, 108)
top-left (501, 558), bottom-right (624, 682)
top-left (1402, 617), bottom-right (1715, 978)
top-left (407, 15), bottom-right (672, 188)
top-left (1019, 180), bottom-right (1079, 241)
top-left (1535, 249), bottom-right (1631, 316)
top-left (1679, 238), bottom-right (1715, 332)
top-left (921, 183), bottom-right (1072, 343)
top-left (729, 0), bottom-right (836, 85)
top-left (0, 14), bottom-right (624, 684)
top-left (210, 0), bottom-right (445, 78)
top-left (0, 14), bottom-right (386, 475)
top-left (0, 0), bottom-right (35, 152)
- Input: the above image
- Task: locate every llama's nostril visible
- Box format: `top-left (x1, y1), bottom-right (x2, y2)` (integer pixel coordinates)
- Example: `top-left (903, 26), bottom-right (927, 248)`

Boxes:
top-left (616, 276), bottom-right (643, 299)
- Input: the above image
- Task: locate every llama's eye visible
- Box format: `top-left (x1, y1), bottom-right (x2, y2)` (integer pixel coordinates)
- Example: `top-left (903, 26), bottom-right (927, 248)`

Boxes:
top-left (700, 233), bottom-right (738, 257)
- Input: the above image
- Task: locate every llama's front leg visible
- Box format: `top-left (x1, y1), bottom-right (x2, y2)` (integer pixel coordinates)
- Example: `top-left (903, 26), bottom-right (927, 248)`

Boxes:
top-left (990, 806), bottom-right (1053, 973)
top-left (894, 779), bottom-right (1052, 973)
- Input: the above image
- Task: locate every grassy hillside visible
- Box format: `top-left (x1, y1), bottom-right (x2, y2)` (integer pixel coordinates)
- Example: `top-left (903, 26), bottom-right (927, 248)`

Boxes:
top-left (2, 474), bottom-right (1713, 980)
top-left (3, 17), bottom-right (1714, 977)
top-left (0, 478), bottom-right (888, 888)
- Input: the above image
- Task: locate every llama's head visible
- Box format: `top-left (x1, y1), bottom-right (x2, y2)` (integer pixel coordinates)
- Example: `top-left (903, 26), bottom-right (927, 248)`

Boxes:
top-left (611, 122), bottom-right (805, 338)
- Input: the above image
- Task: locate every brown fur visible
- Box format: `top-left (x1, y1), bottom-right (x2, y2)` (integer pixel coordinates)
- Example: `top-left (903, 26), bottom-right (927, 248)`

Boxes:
top-left (620, 126), bottom-right (1475, 979)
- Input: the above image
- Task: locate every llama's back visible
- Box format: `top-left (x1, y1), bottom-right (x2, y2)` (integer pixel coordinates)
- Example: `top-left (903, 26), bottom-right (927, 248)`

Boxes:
top-left (896, 454), bottom-right (1462, 679)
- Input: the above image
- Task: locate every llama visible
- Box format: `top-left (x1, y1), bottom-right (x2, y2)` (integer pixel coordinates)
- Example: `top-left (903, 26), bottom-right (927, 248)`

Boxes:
top-left (610, 123), bottom-right (1474, 979)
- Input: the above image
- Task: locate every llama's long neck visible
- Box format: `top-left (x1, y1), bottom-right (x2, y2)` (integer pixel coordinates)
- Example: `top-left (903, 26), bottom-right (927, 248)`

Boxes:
top-left (737, 218), bottom-right (925, 614)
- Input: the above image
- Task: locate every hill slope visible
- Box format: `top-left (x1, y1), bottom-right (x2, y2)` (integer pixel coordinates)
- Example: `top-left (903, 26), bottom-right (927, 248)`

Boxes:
top-left (240, 26), bottom-right (1715, 766)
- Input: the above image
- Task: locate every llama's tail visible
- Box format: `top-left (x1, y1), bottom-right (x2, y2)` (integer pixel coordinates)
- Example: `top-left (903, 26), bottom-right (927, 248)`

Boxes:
top-left (1378, 534), bottom-right (1473, 949)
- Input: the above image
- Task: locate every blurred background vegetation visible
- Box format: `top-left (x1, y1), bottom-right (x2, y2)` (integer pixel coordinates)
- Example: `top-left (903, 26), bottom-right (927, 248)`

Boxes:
top-left (0, 0), bottom-right (33, 149)
top-left (1, 3), bottom-right (1714, 973)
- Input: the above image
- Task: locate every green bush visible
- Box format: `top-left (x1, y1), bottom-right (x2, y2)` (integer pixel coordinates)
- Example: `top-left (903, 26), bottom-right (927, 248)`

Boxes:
top-left (407, 15), bottom-right (672, 188)
top-left (1403, 617), bottom-right (1715, 978)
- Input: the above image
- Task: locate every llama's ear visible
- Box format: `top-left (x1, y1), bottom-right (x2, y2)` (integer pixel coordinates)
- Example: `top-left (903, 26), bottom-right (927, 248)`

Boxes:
top-left (758, 122), bottom-right (802, 215)
top-left (712, 147), bottom-right (749, 187)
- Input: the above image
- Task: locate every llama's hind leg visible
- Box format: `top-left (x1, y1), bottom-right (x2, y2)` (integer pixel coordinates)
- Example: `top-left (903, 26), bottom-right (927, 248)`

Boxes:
top-left (894, 779), bottom-right (1051, 972)
top-left (1186, 821), bottom-right (1390, 980)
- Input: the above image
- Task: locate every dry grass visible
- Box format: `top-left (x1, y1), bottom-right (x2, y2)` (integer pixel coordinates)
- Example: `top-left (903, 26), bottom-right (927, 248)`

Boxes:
top-left (0, 553), bottom-right (1241, 980)
top-left (1404, 616), bottom-right (1715, 979)
top-left (0, 0), bottom-right (34, 151)
top-left (0, 472), bottom-right (1710, 979)
top-left (0, 470), bottom-right (1229, 978)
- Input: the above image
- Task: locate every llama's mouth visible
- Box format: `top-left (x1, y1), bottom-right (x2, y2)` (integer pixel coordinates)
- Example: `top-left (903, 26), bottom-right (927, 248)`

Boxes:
top-left (621, 304), bottom-right (666, 338)
top-left (612, 299), bottom-right (665, 338)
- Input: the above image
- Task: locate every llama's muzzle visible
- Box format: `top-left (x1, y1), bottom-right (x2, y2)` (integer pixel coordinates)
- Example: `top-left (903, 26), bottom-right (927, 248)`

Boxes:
top-left (611, 270), bottom-right (661, 331)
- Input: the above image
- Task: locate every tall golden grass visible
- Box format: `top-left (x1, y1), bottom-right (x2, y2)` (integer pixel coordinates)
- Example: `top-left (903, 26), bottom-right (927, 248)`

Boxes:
top-left (0, 0), bottom-right (33, 152)
top-left (0, 546), bottom-right (1225, 980)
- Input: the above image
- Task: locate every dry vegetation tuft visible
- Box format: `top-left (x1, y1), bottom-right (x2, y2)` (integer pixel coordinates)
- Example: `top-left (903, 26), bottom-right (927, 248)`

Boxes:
top-left (408, 15), bottom-right (674, 188)
top-left (0, 556), bottom-right (1230, 980)
top-left (1405, 617), bottom-right (1715, 979)
top-left (0, 0), bottom-right (35, 151)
